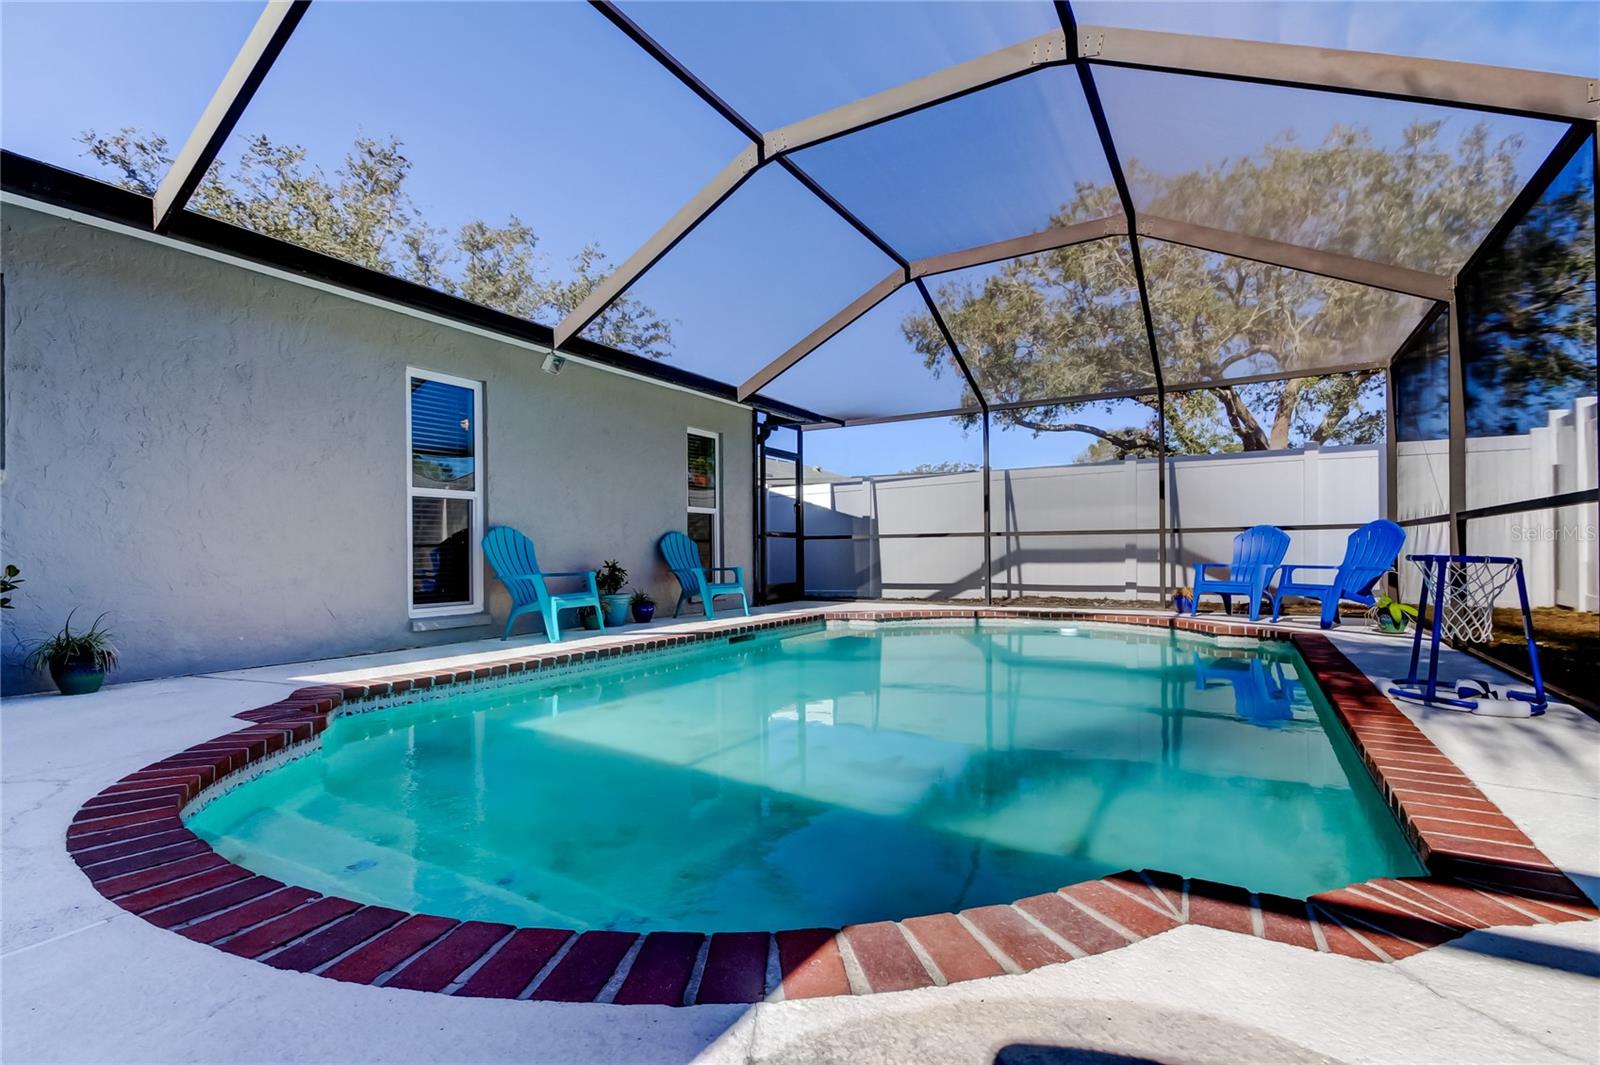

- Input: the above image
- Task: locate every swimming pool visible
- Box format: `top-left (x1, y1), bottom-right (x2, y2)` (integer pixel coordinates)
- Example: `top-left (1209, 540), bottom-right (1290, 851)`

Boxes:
top-left (188, 621), bottom-right (1422, 932)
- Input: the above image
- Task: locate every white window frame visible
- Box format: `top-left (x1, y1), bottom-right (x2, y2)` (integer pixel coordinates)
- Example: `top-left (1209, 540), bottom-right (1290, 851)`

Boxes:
top-left (687, 427), bottom-right (722, 568)
top-left (407, 366), bottom-right (485, 618)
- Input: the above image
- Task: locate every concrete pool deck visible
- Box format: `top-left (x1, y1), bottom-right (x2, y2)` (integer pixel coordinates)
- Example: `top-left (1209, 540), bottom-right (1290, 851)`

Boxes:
top-left (4, 603), bottom-right (1597, 1064)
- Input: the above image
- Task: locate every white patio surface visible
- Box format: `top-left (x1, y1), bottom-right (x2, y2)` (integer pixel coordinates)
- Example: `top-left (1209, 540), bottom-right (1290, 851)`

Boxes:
top-left (3, 603), bottom-right (1596, 1065)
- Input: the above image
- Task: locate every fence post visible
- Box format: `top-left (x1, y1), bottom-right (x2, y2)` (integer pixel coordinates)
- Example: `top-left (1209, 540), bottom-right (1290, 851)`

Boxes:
top-left (1126, 457), bottom-right (1143, 598)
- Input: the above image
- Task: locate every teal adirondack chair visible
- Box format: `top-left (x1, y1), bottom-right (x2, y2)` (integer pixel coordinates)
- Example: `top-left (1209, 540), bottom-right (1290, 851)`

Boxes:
top-left (483, 526), bottom-right (603, 642)
top-left (1271, 519), bottom-right (1405, 629)
top-left (659, 531), bottom-right (749, 619)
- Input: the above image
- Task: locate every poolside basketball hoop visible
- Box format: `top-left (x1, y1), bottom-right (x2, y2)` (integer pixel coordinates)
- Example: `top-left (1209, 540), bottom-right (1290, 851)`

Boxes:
top-left (1389, 554), bottom-right (1548, 715)
top-left (1417, 556), bottom-right (1520, 646)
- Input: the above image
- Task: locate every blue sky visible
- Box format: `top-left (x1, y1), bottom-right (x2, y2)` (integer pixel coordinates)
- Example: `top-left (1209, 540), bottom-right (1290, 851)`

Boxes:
top-left (3, 1), bottom-right (1595, 474)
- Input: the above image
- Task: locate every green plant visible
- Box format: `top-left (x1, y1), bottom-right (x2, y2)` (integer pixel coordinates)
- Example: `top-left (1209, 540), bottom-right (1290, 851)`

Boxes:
top-left (0, 564), bottom-right (20, 609)
top-left (629, 588), bottom-right (655, 607)
top-left (1374, 594), bottom-right (1418, 631)
top-left (596, 560), bottom-right (628, 597)
top-left (23, 610), bottom-right (119, 673)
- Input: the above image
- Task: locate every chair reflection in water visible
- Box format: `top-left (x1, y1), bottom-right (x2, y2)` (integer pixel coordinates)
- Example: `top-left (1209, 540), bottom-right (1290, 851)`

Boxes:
top-left (1191, 653), bottom-right (1302, 727)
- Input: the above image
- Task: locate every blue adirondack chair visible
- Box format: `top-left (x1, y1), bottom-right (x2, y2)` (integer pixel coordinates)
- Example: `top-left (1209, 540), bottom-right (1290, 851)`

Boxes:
top-left (1191, 525), bottom-right (1291, 621)
top-left (1192, 654), bottom-right (1297, 727)
top-left (659, 530), bottom-right (749, 619)
top-left (1271, 519), bottom-right (1405, 629)
top-left (482, 526), bottom-right (603, 642)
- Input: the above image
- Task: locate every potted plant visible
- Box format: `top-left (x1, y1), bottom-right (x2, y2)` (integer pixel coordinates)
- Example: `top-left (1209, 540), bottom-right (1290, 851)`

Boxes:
top-left (1173, 586), bottom-right (1194, 614)
top-left (596, 560), bottom-right (630, 627)
top-left (25, 610), bottom-right (118, 695)
top-left (1373, 594), bottom-right (1418, 634)
top-left (630, 589), bottom-right (656, 624)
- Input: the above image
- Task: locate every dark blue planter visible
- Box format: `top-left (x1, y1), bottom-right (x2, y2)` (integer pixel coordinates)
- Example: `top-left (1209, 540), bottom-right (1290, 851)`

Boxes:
top-left (632, 602), bottom-right (656, 624)
top-left (49, 660), bottom-right (106, 696)
top-left (1173, 594), bottom-right (1193, 614)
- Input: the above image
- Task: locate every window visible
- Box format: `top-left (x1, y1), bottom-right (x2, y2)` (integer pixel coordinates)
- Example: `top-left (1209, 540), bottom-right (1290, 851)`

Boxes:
top-left (687, 429), bottom-right (720, 569)
top-left (408, 368), bottom-right (483, 616)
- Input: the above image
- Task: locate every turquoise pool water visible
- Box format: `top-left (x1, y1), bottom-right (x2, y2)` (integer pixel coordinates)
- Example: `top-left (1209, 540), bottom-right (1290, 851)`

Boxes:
top-left (189, 622), bottom-right (1422, 932)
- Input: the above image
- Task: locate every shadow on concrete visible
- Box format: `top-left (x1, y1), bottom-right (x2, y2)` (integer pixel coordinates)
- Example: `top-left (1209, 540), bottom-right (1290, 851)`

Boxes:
top-left (1438, 927), bottom-right (1600, 975)
top-left (995, 1047), bottom-right (1168, 1064)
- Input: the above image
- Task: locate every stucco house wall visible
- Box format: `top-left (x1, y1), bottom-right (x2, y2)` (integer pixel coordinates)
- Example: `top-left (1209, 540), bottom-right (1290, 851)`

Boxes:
top-left (0, 204), bottom-right (752, 692)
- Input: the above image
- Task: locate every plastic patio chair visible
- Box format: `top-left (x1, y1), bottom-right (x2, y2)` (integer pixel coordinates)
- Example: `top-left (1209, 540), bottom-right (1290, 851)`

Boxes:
top-left (1191, 524), bottom-right (1291, 621)
top-left (659, 530), bottom-right (749, 619)
top-left (482, 525), bottom-right (603, 642)
top-left (1270, 519), bottom-right (1405, 629)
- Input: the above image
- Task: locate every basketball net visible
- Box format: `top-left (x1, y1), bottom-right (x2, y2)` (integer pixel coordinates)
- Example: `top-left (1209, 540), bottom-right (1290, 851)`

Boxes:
top-left (1414, 558), bottom-right (1519, 645)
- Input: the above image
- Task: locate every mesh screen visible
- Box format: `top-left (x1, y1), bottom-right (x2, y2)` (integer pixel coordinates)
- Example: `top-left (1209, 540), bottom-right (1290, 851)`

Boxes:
top-left (1141, 238), bottom-right (1432, 385)
top-left (192, 2), bottom-right (746, 361)
top-left (1097, 66), bottom-right (1569, 274)
top-left (589, 165), bottom-right (896, 385)
top-left (765, 284), bottom-right (972, 420)
top-left (1463, 503), bottom-right (1597, 702)
top-left (791, 67), bottom-right (1113, 261)
top-left (1165, 374), bottom-right (1385, 584)
top-left (989, 400), bottom-right (1163, 601)
top-left (1072, 2), bottom-right (1599, 77)
top-left (1392, 311), bottom-right (1451, 521)
top-left (926, 239), bottom-right (1154, 405)
top-left (617, 1), bottom-right (1060, 130)
top-left (791, 419), bottom-right (984, 599)
top-left (1460, 136), bottom-right (1597, 512)
top-left (1, 2), bottom-right (260, 186)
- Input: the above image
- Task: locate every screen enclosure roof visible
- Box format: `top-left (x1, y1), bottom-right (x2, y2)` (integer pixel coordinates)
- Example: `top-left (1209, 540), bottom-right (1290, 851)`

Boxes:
top-left (2, 0), bottom-right (1595, 425)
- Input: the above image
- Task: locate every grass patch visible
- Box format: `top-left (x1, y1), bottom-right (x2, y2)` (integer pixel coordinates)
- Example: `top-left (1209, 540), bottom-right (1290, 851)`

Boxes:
top-left (1464, 606), bottom-right (1598, 711)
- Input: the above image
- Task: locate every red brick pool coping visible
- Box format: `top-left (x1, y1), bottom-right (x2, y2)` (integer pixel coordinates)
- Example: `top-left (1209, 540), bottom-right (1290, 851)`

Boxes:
top-left (66, 608), bottom-right (1597, 1004)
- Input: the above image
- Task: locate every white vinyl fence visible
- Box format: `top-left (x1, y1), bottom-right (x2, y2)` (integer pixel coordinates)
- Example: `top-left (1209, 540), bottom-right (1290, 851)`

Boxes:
top-left (772, 396), bottom-right (1596, 611)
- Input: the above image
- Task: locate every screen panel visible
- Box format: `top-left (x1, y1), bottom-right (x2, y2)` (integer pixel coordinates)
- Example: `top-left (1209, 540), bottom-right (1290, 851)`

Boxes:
top-left (1072, 1), bottom-right (1600, 78)
top-left (762, 424), bottom-right (800, 595)
top-left (765, 284), bottom-right (973, 421)
top-left (1463, 502), bottom-right (1596, 704)
top-left (796, 417), bottom-right (985, 599)
top-left (1461, 136), bottom-right (1597, 512)
top-left (1164, 373), bottom-right (1386, 588)
top-left (791, 67), bottom-right (1113, 261)
top-left (585, 165), bottom-right (897, 386)
top-left (616, 0), bottom-right (1061, 130)
top-left (1141, 238), bottom-right (1432, 386)
top-left (1097, 66), bottom-right (1569, 275)
top-left (1392, 311), bottom-right (1451, 521)
top-left (990, 399), bottom-right (1163, 602)
top-left (185, 1), bottom-right (747, 357)
top-left (926, 239), bottom-right (1155, 405)
top-left (804, 537), bottom-right (985, 600)
top-left (2, 2), bottom-right (261, 188)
